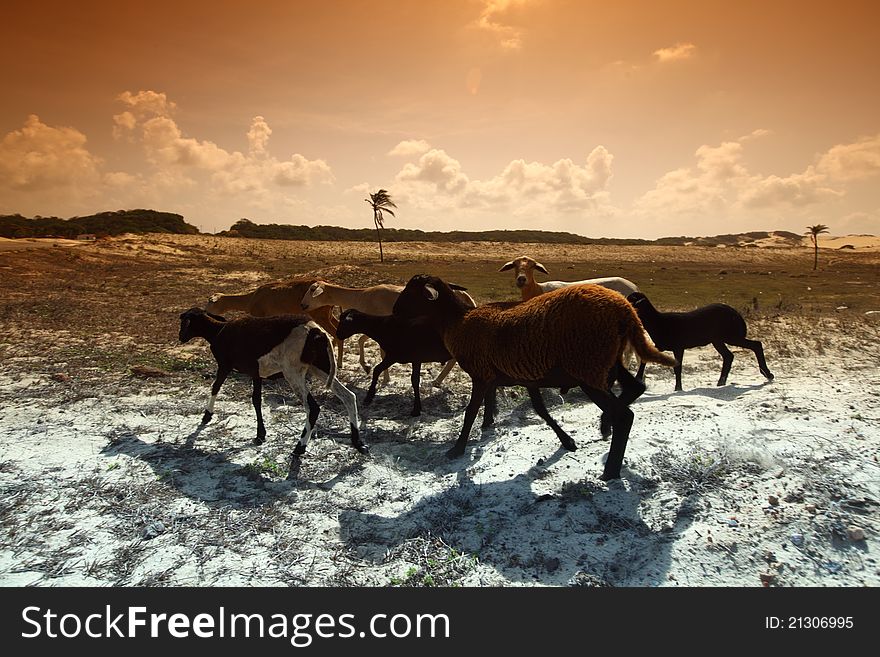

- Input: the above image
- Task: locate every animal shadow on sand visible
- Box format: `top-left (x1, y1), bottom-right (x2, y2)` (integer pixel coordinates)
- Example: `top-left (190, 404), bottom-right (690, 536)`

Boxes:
top-left (101, 424), bottom-right (366, 508)
top-left (636, 380), bottom-right (772, 405)
top-left (338, 461), bottom-right (699, 586)
top-left (359, 391), bottom-right (597, 473)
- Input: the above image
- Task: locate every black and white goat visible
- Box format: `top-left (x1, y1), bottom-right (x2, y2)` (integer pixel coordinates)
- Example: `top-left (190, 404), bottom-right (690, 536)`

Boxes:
top-left (335, 308), bottom-right (452, 417)
top-left (626, 292), bottom-right (774, 391)
top-left (178, 307), bottom-right (367, 456)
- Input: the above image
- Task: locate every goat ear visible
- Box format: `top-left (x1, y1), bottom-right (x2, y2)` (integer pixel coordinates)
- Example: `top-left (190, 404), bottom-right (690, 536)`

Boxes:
top-left (499, 260), bottom-right (516, 272)
top-left (534, 261), bottom-right (549, 274)
top-left (312, 285), bottom-right (324, 298)
top-left (448, 283), bottom-right (468, 291)
top-left (424, 285), bottom-right (439, 301)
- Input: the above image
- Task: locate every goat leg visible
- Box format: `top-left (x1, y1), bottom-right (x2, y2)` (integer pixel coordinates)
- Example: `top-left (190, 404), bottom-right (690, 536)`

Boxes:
top-left (448, 379), bottom-right (490, 458)
top-left (526, 386), bottom-right (576, 451)
top-left (252, 376), bottom-right (266, 445)
top-left (202, 366), bottom-right (231, 425)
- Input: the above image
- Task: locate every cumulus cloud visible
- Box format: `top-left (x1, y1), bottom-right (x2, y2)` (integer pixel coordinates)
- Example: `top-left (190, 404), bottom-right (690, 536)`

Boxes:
top-left (635, 133), bottom-right (844, 219)
top-left (390, 144), bottom-right (615, 217)
top-left (475, 0), bottom-right (527, 50)
top-left (816, 134), bottom-right (880, 181)
top-left (653, 42), bottom-right (697, 63)
top-left (115, 90), bottom-right (333, 196)
top-left (741, 167), bottom-right (841, 208)
top-left (0, 114), bottom-right (102, 191)
top-left (387, 139), bottom-right (432, 157)
top-left (117, 90), bottom-right (176, 118)
top-left (247, 116), bottom-right (272, 157)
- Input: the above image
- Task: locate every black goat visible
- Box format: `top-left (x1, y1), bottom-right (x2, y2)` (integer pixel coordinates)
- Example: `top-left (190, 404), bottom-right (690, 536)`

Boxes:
top-left (626, 292), bottom-right (774, 391)
top-left (335, 308), bottom-right (452, 417)
top-left (178, 307), bottom-right (367, 456)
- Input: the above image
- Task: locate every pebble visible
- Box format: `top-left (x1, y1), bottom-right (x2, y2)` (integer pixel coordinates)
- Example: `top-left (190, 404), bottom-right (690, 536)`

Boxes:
top-left (790, 534), bottom-right (805, 547)
top-left (768, 495), bottom-right (779, 506)
top-left (847, 526), bottom-right (866, 541)
top-left (805, 504), bottom-right (817, 514)
top-left (760, 572), bottom-right (775, 586)
top-left (142, 521), bottom-right (166, 539)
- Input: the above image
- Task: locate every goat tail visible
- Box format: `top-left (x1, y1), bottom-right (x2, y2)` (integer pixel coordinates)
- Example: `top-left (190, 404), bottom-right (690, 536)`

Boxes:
top-left (626, 320), bottom-right (677, 368)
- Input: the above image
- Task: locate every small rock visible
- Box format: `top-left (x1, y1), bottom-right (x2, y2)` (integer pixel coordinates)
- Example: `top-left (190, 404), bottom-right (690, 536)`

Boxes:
top-left (51, 372), bottom-right (71, 383)
top-left (805, 504), bottom-right (817, 514)
top-left (768, 495), bottom-right (779, 506)
top-left (142, 521), bottom-right (166, 539)
top-left (545, 557), bottom-right (561, 573)
top-left (847, 526), bottom-right (866, 541)
top-left (760, 572), bottom-right (775, 586)
top-left (790, 534), bottom-right (805, 547)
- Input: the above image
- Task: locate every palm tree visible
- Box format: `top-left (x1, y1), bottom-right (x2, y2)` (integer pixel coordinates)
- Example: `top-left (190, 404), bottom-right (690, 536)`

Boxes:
top-left (365, 189), bottom-right (397, 262)
top-left (806, 224), bottom-right (830, 270)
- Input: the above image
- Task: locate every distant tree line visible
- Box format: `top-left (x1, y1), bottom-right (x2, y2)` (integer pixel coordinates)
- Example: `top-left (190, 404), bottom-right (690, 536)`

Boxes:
top-left (0, 211), bottom-right (807, 248)
top-left (219, 218), bottom-right (663, 246)
top-left (0, 210), bottom-right (199, 238)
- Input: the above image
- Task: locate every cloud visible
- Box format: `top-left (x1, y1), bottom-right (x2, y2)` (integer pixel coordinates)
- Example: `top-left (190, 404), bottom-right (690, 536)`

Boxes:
top-left (387, 139), bottom-right (432, 157)
top-left (739, 128), bottom-right (772, 143)
top-left (0, 114), bottom-right (102, 192)
top-left (116, 91), bottom-right (333, 195)
top-left (390, 144), bottom-right (615, 217)
top-left (117, 90), bottom-right (176, 117)
top-left (397, 149), bottom-right (470, 195)
top-left (634, 132), bottom-right (844, 219)
top-left (474, 0), bottom-right (527, 51)
top-left (741, 167), bottom-right (841, 208)
top-left (816, 134), bottom-right (880, 181)
top-left (247, 116), bottom-right (272, 157)
top-left (653, 42), bottom-right (697, 63)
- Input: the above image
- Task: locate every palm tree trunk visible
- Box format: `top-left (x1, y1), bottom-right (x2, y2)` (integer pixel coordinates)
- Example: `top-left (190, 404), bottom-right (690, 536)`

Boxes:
top-left (813, 237), bottom-right (818, 270)
top-left (374, 214), bottom-right (384, 263)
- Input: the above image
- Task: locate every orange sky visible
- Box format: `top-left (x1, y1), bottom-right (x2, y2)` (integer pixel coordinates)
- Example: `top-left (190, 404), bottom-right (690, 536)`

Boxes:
top-left (1, 0), bottom-right (878, 237)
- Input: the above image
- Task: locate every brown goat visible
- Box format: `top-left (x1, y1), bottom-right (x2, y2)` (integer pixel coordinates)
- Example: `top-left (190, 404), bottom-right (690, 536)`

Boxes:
top-left (393, 275), bottom-right (676, 480)
top-left (205, 277), bottom-right (344, 367)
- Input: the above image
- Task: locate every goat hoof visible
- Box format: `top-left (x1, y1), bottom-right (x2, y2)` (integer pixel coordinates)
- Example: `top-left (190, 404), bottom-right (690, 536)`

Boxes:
top-left (600, 470), bottom-right (621, 481)
top-left (253, 435), bottom-right (266, 446)
top-left (446, 446), bottom-right (465, 459)
top-left (293, 443), bottom-right (307, 456)
top-left (353, 442), bottom-right (370, 454)
top-left (201, 411), bottom-right (213, 425)
top-left (764, 371), bottom-right (774, 380)
top-left (674, 386), bottom-right (683, 392)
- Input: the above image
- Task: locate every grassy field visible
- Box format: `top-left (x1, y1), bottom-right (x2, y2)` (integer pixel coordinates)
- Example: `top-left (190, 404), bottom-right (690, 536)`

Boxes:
top-left (1, 233), bottom-right (877, 372)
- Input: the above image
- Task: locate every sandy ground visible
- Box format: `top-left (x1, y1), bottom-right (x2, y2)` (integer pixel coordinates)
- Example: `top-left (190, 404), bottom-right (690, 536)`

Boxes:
top-left (0, 233), bottom-right (877, 587)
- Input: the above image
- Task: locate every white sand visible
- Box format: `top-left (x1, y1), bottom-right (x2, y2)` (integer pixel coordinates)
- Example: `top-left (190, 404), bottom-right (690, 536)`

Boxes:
top-left (1, 315), bottom-right (877, 587)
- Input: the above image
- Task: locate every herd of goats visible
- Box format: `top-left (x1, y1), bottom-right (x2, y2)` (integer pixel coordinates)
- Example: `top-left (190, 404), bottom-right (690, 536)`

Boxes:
top-left (178, 255), bottom-right (774, 481)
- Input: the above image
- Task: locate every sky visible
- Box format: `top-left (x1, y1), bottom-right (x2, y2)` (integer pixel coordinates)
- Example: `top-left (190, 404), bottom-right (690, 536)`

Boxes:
top-left (1, 0), bottom-right (879, 238)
